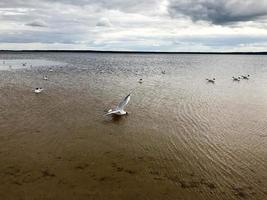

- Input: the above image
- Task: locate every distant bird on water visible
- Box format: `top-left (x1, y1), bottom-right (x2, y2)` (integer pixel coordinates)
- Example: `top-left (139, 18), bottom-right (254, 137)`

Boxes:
top-left (241, 75), bottom-right (250, 79)
top-left (206, 78), bottom-right (215, 83)
top-left (34, 88), bottom-right (43, 94)
top-left (105, 93), bottom-right (132, 116)
top-left (138, 78), bottom-right (143, 84)
top-left (162, 70), bottom-right (166, 74)
top-left (232, 76), bottom-right (241, 81)
top-left (43, 75), bottom-right (48, 80)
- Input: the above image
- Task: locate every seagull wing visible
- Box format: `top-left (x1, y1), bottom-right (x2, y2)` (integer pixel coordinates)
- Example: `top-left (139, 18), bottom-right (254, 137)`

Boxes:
top-left (116, 94), bottom-right (131, 111)
top-left (104, 109), bottom-right (121, 116)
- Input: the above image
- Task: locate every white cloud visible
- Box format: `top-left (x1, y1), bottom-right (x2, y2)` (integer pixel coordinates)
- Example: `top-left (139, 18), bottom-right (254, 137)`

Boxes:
top-left (96, 17), bottom-right (112, 27)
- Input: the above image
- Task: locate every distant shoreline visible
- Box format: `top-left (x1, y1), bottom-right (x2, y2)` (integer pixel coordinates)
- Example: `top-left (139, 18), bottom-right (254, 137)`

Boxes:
top-left (0, 50), bottom-right (267, 55)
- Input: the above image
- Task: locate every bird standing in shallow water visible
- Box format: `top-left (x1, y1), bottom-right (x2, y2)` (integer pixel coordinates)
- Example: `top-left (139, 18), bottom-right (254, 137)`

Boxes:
top-left (232, 76), bottom-right (241, 81)
top-left (241, 75), bottom-right (250, 79)
top-left (34, 88), bottom-right (43, 94)
top-left (206, 78), bottom-right (215, 83)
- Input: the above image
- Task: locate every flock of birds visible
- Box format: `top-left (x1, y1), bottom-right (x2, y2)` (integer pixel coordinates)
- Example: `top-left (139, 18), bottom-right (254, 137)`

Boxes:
top-left (9, 61), bottom-right (149, 116)
top-left (6, 62), bottom-right (53, 95)
top-left (206, 74), bottom-right (250, 83)
top-left (4, 60), bottom-right (251, 117)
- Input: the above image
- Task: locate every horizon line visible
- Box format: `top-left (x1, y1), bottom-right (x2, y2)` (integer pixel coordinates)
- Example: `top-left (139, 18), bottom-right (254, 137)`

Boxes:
top-left (1, 50), bottom-right (267, 55)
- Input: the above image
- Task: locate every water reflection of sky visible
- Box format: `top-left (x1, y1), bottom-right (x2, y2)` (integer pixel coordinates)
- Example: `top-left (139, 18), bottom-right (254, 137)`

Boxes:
top-left (0, 59), bottom-right (65, 70)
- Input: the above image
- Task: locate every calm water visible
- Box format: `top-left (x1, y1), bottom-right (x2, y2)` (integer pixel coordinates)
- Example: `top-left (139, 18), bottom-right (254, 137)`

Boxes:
top-left (0, 52), bottom-right (266, 200)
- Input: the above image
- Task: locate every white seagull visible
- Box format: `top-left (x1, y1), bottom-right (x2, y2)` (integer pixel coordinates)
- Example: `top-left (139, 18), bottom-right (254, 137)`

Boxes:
top-left (206, 78), bottom-right (215, 83)
top-left (34, 88), bottom-right (44, 94)
top-left (241, 75), bottom-right (250, 79)
top-left (43, 75), bottom-right (48, 80)
top-left (232, 76), bottom-right (241, 81)
top-left (105, 93), bottom-right (131, 116)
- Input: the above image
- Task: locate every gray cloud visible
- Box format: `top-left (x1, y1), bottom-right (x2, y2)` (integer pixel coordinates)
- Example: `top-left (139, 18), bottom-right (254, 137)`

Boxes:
top-left (26, 20), bottom-right (47, 27)
top-left (45, 0), bottom-right (162, 13)
top-left (96, 18), bottom-right (112, 27)
top-left (0, 0), bottom-right (267, 51)
top-left (168, 0), bottom-right (267, 24)
top-left (0, 31), bottom-right (80, 44)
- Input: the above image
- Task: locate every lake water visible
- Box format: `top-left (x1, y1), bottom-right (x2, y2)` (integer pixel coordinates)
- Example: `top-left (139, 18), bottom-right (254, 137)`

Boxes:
top-left (0, 52), bottom-right (266, 200)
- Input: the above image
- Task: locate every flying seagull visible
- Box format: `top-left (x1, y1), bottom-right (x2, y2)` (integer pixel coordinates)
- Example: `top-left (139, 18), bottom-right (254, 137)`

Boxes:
top-left (105, 93), bottom-right (132, 116)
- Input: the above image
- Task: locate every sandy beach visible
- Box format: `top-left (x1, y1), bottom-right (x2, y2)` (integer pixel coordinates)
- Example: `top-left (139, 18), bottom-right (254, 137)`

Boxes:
top-left (0, 52), bottom-right (266, 200)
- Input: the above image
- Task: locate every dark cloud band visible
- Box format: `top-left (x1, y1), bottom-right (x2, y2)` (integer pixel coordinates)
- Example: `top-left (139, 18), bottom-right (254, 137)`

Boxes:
top-left (168, 0), bottom-right (267, 24)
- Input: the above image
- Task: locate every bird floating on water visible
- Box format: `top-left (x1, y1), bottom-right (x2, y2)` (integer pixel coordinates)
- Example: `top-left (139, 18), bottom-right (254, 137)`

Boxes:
top-left (138, 78), bottom-right (143, 84)
top-left (161, 70), bottom-right (166, 74)
top-left (232, 76), bottom-right (241, 81)
top-left (241, 75), bottom-right (250, 79)
top-left (49, 68), bottom-right (53, 72)
top-left (43, 75), bottom-right (48, 80)
top-left (34, 88), bottom-right (43, 94)
top-left (105, 93), bottom-right (132, 116)
top-left (206, 78), bottom-right (215, 83)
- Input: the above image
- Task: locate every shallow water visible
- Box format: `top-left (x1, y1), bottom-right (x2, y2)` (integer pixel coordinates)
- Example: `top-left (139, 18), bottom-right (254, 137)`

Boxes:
top-left (0, 52), bottom-right (266, 200)
top-left (0, 59), bottom-right (64, 70)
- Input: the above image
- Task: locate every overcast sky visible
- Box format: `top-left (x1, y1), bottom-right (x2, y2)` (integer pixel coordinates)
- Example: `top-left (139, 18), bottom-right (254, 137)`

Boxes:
top-left (1, 0), bottom-right (267, 51)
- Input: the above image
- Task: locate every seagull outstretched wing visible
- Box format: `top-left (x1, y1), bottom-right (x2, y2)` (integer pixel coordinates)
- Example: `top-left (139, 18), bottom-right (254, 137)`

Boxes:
top-left (116, 93), bottom-right (131, 111)
top-left (104, 93), bottom-right (131, 116)
top-left (104, 109), bottom-right (121, 116)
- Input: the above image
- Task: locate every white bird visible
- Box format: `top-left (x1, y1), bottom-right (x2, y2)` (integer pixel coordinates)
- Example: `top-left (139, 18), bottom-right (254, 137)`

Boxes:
top-left (43, 75), bottom-right (48, 80)
top-left (34, 88), bottom-right (44, 94)
top-left (105, 93), bottom-right (131, 116)
top-left (232, 76), bottom-right (241, 81)
top-left (241, 75), bottom-right (250, 79)
top-left (206, 78), bottom-right (215, 83)
top-left (49, 68), bottom-right (53, 72)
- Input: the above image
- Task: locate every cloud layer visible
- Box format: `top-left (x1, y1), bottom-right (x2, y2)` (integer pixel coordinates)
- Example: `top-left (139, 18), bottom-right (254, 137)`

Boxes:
top-left (0, 0), bottom-right (267, 51)
top-left (168, 0), bottom-right (267, 24)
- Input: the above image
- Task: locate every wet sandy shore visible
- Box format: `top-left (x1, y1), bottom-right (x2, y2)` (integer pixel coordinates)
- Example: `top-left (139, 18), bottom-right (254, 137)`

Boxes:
top-left (0, 53), bottom-right (266, 200)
